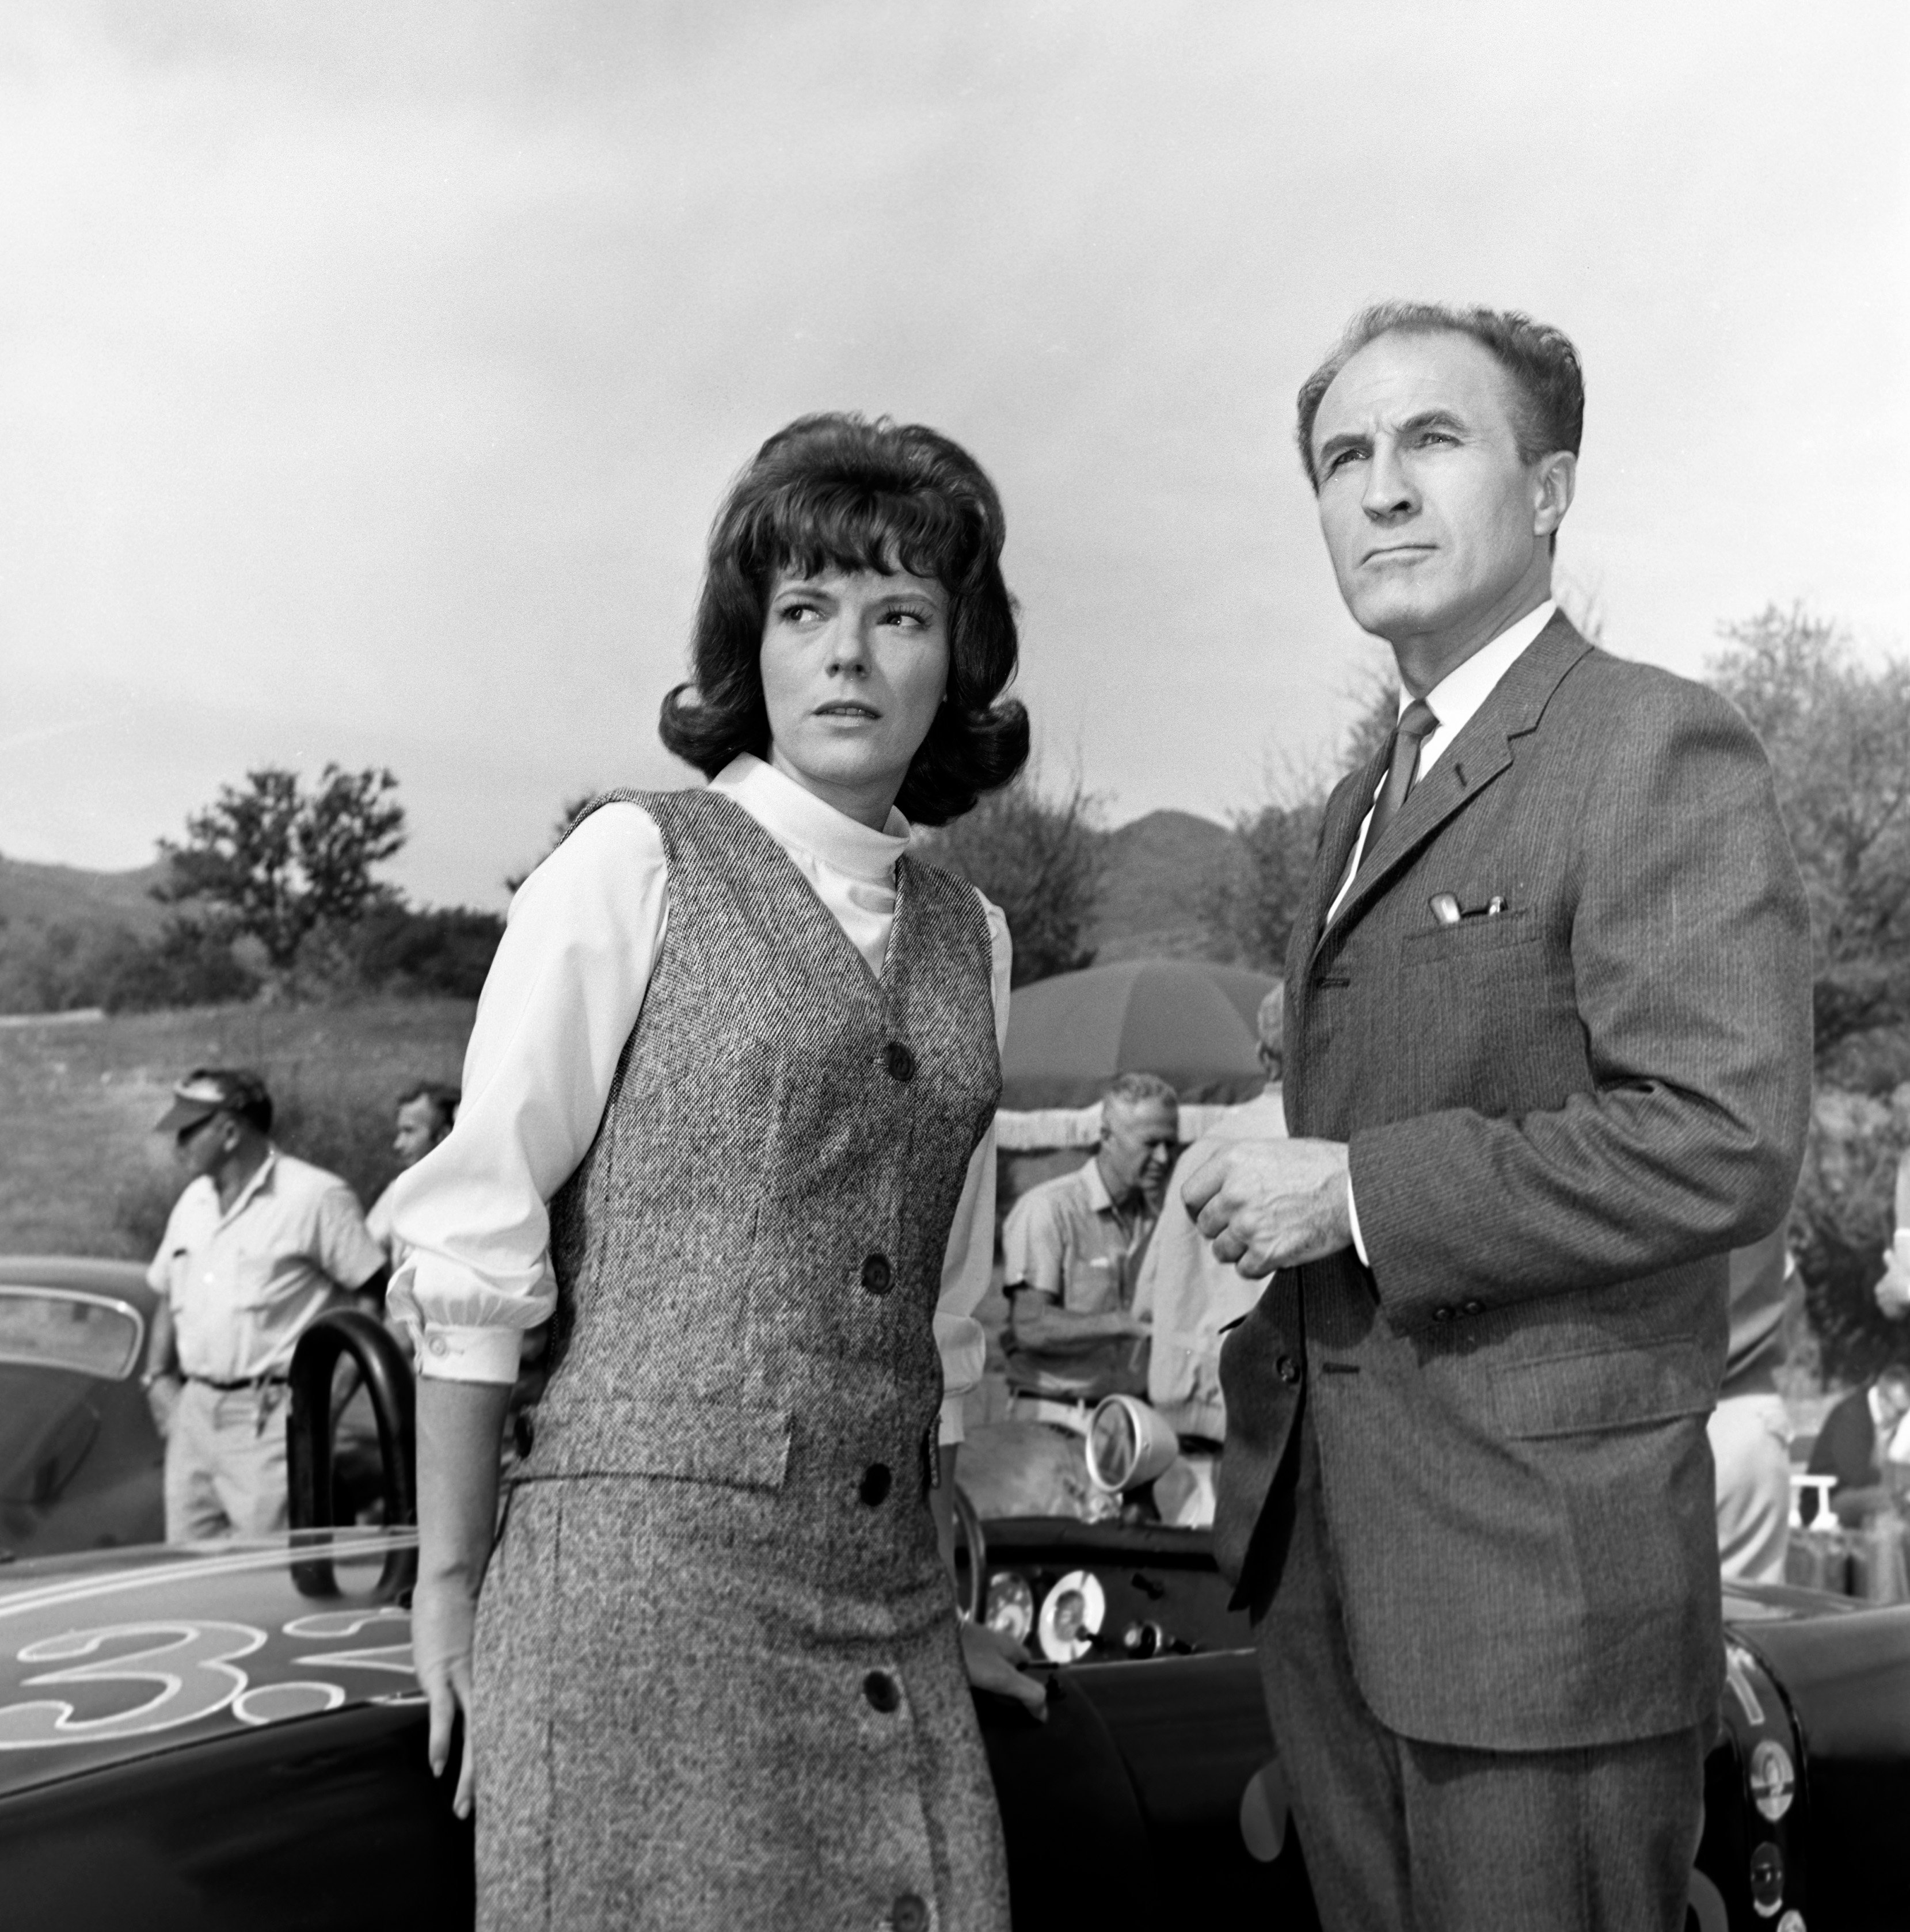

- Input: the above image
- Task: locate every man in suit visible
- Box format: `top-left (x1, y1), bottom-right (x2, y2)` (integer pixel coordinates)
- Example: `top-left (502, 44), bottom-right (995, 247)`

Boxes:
top-left (1182, 304), bottom-right (1812, 1931)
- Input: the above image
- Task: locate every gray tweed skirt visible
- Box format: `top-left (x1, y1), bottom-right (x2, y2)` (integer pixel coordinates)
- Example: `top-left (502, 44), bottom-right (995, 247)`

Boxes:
top-left (471, 1473), bottom-right (1010, 1931)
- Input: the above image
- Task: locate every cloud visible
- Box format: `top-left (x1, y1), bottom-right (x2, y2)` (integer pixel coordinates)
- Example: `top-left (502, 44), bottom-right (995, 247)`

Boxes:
top-left (0, 0), bottom-right (1903, 900)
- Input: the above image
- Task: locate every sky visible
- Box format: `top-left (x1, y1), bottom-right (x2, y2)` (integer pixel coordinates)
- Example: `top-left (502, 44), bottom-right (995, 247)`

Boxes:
top-left (1, 1), bottom-right (1904, 908)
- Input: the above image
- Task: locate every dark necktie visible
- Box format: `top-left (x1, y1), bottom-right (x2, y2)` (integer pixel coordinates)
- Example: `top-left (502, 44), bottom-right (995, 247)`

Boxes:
top-left (1357, 698), bottom-right (1439, 878)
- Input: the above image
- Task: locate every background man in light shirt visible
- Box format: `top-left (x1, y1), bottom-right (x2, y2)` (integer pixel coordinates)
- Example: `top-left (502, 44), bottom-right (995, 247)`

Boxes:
top-left (142, 1068), bottom-right (388, 1542)
top-left (1133, 984), bottom-right (1285, 1447)
top-left (1184, 304), bottom-right (1812, 1931)
top-left (366, 1081), bottom-right (461, 1269)
top-left (1001, 1070), bottom-right (1177, 1428)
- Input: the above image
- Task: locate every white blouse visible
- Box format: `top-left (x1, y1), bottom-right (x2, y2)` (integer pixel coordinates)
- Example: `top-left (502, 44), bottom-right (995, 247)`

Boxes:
top-left (386, 753), bottom-right (1011, 1445)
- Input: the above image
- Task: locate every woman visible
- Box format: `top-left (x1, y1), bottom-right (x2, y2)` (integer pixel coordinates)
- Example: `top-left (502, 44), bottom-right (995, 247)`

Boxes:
top-left (390, 413), bottom-right (1038, 1931)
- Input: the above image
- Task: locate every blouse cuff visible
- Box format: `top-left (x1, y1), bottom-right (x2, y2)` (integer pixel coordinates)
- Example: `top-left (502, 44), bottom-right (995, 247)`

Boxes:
top-left (414, 1324), bottom-right (524, 1385)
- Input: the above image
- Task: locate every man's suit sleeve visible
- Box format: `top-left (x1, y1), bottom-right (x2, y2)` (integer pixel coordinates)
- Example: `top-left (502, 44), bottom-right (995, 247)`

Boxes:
top-left (1348, 679), bottom-right (1813, 1319)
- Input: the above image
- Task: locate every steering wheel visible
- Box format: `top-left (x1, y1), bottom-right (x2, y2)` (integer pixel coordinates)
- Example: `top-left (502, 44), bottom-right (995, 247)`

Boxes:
top-left (286, 1309), bottom-right (417, 1600)
top-left (952, 1481), bottom-right (988, 1625)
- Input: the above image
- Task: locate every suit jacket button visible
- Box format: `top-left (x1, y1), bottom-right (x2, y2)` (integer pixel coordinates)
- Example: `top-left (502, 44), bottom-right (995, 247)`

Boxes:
top-left (1432, 1306), bottom-right (1454, 1323)
top-left (1461, 1298), bottom-right (1485, 1317)
top-left (859, 1462), bottom-right (892, 1506)
top-left (1276, 1355), bottom-right (1300, 1384)
top-left (861, 1253), bottom-right (893, 1294)
top-left (892, 1895), bottom-right (928, 1932)
top-left (863, 1670), bottom-right (900, 1713)
top-left (886, 1041), bottom-right (917, 1082)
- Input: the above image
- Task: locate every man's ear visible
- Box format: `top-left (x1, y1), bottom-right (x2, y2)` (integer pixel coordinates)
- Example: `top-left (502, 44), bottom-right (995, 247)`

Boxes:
top-left (1532, 451), bottom-right (1576, 539)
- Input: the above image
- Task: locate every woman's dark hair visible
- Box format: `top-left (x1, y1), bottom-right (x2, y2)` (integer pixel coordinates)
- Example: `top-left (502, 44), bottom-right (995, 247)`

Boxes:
top-left (658, 413), bottom-right (1029, 825)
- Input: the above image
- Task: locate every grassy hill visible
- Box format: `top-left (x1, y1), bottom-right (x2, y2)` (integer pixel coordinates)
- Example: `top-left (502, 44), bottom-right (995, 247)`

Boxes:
top-left (0, 996), bottom-right (475, 1260)
top-left (1091, 808), bottom-right (1240, 963)
top-left (0, 853), bottom-right (169, 938)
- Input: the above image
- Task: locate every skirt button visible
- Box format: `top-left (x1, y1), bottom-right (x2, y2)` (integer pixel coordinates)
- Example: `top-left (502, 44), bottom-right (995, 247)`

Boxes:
top-left (892, 1893), bottom-right (929, 1932)
top-left (863, 1670), bottom-right (900, 1713)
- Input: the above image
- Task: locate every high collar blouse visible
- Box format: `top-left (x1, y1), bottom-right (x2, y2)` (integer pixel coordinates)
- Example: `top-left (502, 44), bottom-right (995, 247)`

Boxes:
top-left (386, 755), bottom-right (1011, 1444)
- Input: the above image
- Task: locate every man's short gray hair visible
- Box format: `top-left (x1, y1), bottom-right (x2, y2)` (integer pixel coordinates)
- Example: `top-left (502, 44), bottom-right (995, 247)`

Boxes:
top-left (1295, 302), bottom-right (1585, 491)
top-left (1103, 1071), bottom-right (1178, 1117)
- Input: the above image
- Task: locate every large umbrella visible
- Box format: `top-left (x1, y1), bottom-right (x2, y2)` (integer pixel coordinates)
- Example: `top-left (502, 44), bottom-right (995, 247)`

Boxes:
top-left (1000, 958), bottom-right (1279, 1109)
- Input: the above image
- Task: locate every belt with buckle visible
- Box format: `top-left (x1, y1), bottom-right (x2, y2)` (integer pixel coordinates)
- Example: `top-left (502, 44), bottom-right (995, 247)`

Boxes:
top-left (1009, 1389), bottom-right (1101, 1431)
top-left (187, 1372), bottom-right (290, 1392)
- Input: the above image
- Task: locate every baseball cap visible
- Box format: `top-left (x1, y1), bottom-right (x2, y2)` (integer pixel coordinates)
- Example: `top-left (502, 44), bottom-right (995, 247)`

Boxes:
top-left (155, 1068), bottom-right (271, 1137)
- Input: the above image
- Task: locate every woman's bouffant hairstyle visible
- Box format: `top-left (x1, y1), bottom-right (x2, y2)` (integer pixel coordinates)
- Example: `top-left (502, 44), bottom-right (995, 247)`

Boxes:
top-left (657, 413), bottom-right (1030, 826)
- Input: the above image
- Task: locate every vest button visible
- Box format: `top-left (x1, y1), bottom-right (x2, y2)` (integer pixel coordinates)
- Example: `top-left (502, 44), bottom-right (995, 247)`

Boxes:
top-left (863, 1670), bottom-right (900, 1713)
top-left (859, 1463), bottom-right (892, 1506)
top-left (861, 1253), bottom-right (893, 1294)
top-left (886, 1041), bottom-right (917, 1083)
top-left (1275, 1355), bottom-right (1300, 1385)
top-left (892, 1895), bottom-right (928, 1932)
top-left (1432, 1306), bottom-right (1455, 1324)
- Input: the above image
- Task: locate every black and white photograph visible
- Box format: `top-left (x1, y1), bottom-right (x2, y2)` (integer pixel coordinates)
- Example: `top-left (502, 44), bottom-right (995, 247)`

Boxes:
top-left (1, 5), bottom-right (1906, 1929)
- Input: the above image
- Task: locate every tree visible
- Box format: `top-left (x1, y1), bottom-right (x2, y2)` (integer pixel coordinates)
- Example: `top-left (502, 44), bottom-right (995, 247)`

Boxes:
top-left (505, 792), bottom-right (598, 895)
top-left (158, 764), bottom-right (406, 970)
top-left (916, 775), bottom-right (1102, 987)
top-left (1708, 604), bottom-right (1910, 1059)
top-left (1205, 662), bottom-right (1397, 972)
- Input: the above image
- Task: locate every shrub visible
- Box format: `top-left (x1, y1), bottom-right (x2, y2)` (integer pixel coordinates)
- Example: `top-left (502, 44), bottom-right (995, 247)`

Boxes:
top-left (347, 905), bottom-right (504, 999)
top-left (1790, 1083), bottom-right (1910, 1384)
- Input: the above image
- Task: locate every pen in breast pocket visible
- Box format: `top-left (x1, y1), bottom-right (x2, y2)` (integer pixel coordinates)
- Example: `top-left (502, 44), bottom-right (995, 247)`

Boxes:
top-left (1429, 892), bottom-right (1511, 925)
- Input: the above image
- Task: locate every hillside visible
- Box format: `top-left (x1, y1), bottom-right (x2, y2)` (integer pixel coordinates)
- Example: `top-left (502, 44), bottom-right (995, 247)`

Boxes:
top-left (1090, 808), bottom-right (1239, 963)
top-left (0, 852), bottom-right (169, 938)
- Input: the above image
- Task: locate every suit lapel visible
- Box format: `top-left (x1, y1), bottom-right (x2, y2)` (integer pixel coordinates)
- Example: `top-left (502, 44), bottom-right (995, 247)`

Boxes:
top-left (1322, 613), bottom-right (1594, 939)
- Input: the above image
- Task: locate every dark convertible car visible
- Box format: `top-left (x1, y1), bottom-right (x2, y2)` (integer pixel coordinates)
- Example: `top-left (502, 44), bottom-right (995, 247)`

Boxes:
top-left (1, 1272), bottom-right (1906, 1929)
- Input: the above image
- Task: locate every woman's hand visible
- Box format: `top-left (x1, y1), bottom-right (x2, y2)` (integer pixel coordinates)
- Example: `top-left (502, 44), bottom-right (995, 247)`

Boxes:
top-left (412, 1575), bottom-right (481, 1817)
top-left (412, 1375), bottom-right (512, 1822)
top-left (960, 1619), bottom-right (1048, 1719)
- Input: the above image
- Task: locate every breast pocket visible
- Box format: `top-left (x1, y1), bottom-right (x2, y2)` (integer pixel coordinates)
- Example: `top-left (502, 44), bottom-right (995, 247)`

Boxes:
top-left (224, 1245), bottom-right (281, 1312)
top-left (1064, 1253), bottom-right (1119, 1313)
top-left (1399, 914), bottom-right (1584, 1115)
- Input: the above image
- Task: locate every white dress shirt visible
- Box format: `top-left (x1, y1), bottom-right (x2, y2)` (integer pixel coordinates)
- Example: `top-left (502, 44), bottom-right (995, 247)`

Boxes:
top-left (386, 754), bottom-right (1011, 1444)
top-left (1338, 600), bottom-right (1558, 1261)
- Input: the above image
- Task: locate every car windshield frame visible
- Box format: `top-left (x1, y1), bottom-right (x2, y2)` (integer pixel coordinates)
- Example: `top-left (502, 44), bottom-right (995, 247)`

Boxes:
top-left (0, 1287), bottom-right (147, 1382)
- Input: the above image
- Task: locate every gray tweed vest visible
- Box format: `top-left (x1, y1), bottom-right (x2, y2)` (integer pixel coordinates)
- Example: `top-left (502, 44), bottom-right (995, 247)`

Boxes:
top-left (520, 787), bottom-right (1000, 1499)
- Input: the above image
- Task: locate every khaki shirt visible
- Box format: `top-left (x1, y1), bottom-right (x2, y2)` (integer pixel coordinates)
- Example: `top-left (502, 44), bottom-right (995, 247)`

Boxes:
top-left (1002, 1156), bottom-right (1155, 1400)
top-left (148, 1150), bottom-right (385, 1382)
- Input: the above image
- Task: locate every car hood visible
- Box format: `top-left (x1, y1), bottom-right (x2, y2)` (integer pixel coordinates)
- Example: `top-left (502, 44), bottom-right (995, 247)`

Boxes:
top-left (0, 1532), bottom-right (420, 1798)
top-left (1724, 1580), bottom-right (1910, 1763)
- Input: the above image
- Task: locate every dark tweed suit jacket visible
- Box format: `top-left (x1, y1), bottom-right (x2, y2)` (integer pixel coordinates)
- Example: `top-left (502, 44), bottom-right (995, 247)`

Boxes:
top-left (1215, 614), bottom-right (1813, 1753)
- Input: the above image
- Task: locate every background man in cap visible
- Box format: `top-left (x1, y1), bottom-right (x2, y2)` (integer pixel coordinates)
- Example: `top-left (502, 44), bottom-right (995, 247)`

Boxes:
top-left (142, 1067), bottom-right (388, 1541)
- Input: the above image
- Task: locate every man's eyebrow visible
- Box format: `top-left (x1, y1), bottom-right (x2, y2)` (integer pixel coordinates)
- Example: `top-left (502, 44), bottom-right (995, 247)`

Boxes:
top-left (1397, 409), bottom-right (1470, 437)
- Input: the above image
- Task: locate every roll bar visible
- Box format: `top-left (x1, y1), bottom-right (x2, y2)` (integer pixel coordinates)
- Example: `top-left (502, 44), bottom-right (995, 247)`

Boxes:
top-left (287, 1309), bottom-right (417, 1598)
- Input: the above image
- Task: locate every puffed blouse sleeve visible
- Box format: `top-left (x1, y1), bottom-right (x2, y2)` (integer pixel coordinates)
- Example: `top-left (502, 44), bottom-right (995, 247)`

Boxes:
top-left (386, 802), bottom-right (667, 1384)
top-left (933, 893), bottom-right (1011, 1445)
